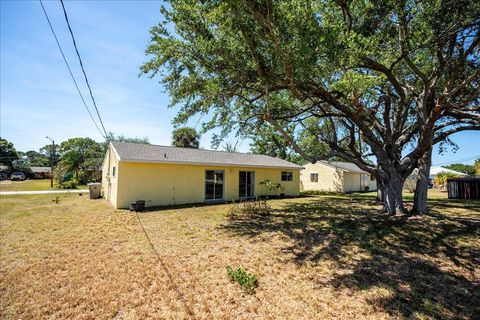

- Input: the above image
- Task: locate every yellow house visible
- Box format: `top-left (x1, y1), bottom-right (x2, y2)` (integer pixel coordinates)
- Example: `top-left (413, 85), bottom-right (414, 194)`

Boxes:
top-left (300, 161), bottom-right (377, 193)
top-left (102, 141), bottom-right (302, 209)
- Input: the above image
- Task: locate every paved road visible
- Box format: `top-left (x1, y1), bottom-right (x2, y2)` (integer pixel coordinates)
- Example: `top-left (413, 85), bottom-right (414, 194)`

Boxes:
top-left (0, 189), bottom-right (88, 196)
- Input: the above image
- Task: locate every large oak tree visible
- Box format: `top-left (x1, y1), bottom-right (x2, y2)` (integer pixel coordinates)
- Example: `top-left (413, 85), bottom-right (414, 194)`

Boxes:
top-left (142, 0), bottom-right (480, 214)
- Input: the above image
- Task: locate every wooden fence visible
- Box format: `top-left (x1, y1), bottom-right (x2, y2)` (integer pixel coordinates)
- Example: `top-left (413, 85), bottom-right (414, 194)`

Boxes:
top-left (447, 178), bottom-right (480, 200)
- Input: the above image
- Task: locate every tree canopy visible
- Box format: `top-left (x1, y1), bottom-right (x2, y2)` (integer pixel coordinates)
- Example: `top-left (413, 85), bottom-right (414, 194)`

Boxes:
top-left (22, 151), bottom-right (50, 167)
top-left (171, 127), bottom-right (200, 148)
top-left (105, 132), bottom-right (150, 145)
top-left (443, 163), bottom-right (476, 175)
top-left (142, 0), bottom-right (480, 214)
top-left (58, 137), bottom-right (104, 179)
top-left (250, 124), bottom-right (304, 164)
top-left (0, 138), bottom-right (19, 169)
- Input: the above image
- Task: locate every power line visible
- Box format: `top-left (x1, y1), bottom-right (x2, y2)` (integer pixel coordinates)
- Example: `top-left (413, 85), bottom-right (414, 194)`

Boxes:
top-left (59, 0), bottom-right (108, 138)
top-left (39, 0), bottom-right (105, 138)
top-left (433, 155), bottom-right (479, 166)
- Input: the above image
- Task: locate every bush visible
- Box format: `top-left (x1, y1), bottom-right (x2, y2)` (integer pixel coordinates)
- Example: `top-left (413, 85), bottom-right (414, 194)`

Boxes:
top-left (59, 178), bottom-right (78, 189)
top-left (227, 200), bottom-right (241, 219)
top-left (227, 199), bottom-right (271, 219)
top-left (226, 266), bottom-right (258, 294)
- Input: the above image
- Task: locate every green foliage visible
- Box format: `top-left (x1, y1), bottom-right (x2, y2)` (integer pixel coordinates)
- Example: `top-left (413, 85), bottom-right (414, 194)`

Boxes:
top-left (58, 138), bottom-right (103, 184)
top-left (259, 179), bottom-right (285, 199)
top-left (250, 124), bottom-right (305, 165)
top-left (171, 127), bottom-right (200, 148)
top-left (105, 132), bottom-right (150, 145)
top-left (226, 266), bottom-right (258, 294)
top-left (434, 172), bottom-right (460, 188)
top-left (0, 137), bottom-right (19, 169)
top-left (59, 178), bottom-right (78, 189)
top-left (443, 164), bottom-right (475, 175)
top-left (141, 0), bottom-right (479, 160)
top-left (22, 150), bottom-right (50, 167)
top-left (39, 144), bottom-right (60, 165)
top-left (475, 160), bottom-right (480, 175)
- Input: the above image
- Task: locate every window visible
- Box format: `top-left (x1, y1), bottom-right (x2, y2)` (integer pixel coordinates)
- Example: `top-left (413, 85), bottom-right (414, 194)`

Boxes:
top-left (281, 171), bottom-right (293, 181)
top-left (239, 171), bottom-right (255, 198)
top-left (205, 170), bottom-right (224, 200)
top-left (112, 166), bottom-right (116, 178)
top-left (310, 173), bottom-right (318, 182)
top-left (370, 174), bottom-right (375, 181)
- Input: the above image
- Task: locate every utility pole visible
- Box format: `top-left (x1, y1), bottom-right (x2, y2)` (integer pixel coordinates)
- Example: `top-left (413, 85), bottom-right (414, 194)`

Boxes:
top-left (46, 136), bottom-right (55, 188)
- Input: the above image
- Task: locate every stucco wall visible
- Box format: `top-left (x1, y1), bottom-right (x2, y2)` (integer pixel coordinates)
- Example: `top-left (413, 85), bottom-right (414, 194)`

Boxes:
top-left (101, 147), bottom-right (120, 206)
top-left (113, 162), bottom-right (300, 209)
top-left (300, 163), bottom-right (344, 192)
top-left (344, 172), bottom-right (377, 192)
top-left (343, 172), bottom-right (360, 192)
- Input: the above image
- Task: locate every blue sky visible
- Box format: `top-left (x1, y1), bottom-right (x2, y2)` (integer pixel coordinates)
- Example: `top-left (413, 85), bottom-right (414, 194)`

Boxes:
top-left (1, 0), bottom-right (478, 165)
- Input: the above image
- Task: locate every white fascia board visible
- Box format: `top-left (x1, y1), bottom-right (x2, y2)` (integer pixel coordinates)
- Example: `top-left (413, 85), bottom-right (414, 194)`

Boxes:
top-left (119, 158), bottom-right (303, 170)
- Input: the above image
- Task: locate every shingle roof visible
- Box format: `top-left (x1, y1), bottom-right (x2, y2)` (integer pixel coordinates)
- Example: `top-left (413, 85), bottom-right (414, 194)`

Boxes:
top-left (320, 161), bottom-right (372, 174)
top-left (111, 141), bottom-right (302, 169)
top-left (429, 166), bottom-right (467, 176)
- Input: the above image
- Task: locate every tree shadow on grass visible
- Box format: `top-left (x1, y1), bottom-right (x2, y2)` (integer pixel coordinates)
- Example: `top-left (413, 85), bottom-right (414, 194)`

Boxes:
top-left (220, 196), bottom-right (480, 319)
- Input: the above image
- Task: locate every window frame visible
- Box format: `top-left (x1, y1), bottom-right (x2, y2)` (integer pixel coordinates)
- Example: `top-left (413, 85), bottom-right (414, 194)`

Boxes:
top-left (205, 170), bottom-right (225, 201)
top-left (239, 171), bottom-right (255, 198)
top-left (281, 171), bottom-right (293, 181)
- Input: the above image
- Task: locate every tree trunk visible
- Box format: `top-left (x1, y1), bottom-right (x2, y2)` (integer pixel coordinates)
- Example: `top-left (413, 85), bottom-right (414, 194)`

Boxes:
top-left (381, 174), bottom-right (406, 215)
top-left (376, 180), bottom-right (383, 202)
top-left (412, 148), bottom-right (432, 215)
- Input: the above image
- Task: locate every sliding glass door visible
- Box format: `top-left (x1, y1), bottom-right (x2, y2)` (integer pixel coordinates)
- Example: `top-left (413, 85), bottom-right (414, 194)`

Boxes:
top-left (205, 170), bottom-right (224, 200)
top-left (239, 171), bottom-right (255, 198)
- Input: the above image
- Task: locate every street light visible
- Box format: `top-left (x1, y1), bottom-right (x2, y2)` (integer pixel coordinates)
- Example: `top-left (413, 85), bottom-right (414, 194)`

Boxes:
top-left (46, 136), bottom-right (55, 188)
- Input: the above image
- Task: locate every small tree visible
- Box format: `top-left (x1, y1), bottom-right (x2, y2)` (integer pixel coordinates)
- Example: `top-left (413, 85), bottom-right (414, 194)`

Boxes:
top-left (0, 138), bottom-right (19, 170)
top-left (172, 127), bottom-right (200, 148)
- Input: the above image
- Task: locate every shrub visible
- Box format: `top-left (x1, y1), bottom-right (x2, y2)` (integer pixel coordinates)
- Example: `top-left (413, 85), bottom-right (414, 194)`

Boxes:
top-left (227, 199), bottom-right (271, 218)
top-left (59, 178), bottom-right (78, 189)
top-left (226, 266), bottom-right (258, 294)
top-left (243, 200), bottom-right (271, 216)
top-left (227, 200), bottom-right (241, 219)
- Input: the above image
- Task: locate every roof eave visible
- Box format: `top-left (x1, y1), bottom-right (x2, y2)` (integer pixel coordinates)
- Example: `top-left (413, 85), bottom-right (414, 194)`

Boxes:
top-left (119, 158), bottom-right (303, 170)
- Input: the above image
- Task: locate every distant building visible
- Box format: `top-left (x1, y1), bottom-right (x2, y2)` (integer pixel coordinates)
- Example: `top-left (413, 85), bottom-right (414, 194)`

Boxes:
top-left (429, 166), bottom-right (468, 179)
top-left (300, 161), bottom-right (377, 193)
top-left (30, 167), bottom-right (51, 179)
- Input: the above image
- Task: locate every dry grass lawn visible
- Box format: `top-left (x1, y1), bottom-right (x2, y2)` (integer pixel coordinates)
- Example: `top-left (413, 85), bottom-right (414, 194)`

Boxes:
top-left (0, 179), bottom-right (88, 191)
top-left (1, 191), bottom-right (478, 319)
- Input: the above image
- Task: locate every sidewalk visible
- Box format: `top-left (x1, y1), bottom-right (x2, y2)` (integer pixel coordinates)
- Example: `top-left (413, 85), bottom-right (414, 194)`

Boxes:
top-left (0, 189), bottom-right (88, 196)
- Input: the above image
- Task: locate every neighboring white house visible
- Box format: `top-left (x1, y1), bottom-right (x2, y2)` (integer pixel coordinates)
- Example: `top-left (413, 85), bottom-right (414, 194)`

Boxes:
top-left (429, 166), bottom-right (468, 179)
top-left (300, 161), bottom-right (377, 193)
